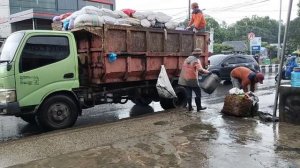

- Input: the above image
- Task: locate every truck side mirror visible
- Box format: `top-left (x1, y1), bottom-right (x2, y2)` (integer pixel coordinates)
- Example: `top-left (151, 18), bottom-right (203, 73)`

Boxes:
top-left (7, 63), bottom-right (12, 71)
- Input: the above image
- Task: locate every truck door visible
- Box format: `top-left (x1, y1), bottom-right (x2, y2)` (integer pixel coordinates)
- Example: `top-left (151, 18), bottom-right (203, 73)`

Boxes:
top-left (15, 34), bottom-right (78, 107)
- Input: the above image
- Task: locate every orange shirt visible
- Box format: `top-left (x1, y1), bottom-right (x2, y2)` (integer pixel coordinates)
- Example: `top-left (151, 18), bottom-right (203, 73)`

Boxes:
top-left (178, 56), bottom-right (208, 87)
top-left (230, 67), bottom-right (255, 92)
top-left (189, 12), bottom-right (206, 29)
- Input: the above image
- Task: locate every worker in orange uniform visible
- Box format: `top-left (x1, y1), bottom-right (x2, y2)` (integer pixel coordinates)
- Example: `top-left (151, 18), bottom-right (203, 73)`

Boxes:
top-left (187, 2), bottom-right (206, 32)
top-left (230, 67), bottom-right (265, 92)
top-left (178, 48), bottom-right (211, 112)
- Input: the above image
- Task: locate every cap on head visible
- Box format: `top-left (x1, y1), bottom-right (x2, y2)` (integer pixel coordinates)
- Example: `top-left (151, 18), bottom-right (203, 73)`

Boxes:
top-left (192, 48), bottom-right (202, 55)
top-left (256, 72), bottom-right (264, 84)
top-left (191, 2), bottom-right (199, 9)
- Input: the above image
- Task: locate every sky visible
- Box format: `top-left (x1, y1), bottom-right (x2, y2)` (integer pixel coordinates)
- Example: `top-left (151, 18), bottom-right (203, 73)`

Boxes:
top-left (116, 0), bottom-right (299, 25)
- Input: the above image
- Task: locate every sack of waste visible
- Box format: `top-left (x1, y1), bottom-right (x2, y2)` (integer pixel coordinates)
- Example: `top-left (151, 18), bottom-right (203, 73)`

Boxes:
top-left (102, 16), bottom-right (118, 25)
top-left (113, 10), bottom-right (129, 18)
top-left (141, 19), bottom-right (151, 28)
top-left (100, 8), bottom-right (119, 18)
top-left (156, 65), bottom-right (177, 99)
top-left (155, 12), bottom-right (172, 23)
top-left (74, 14), bottom-right (104, 28)
top-left (80, 6), bottom-right (104, 16)
top-left (165, 21), bottom-right (179, 30)
top-left (221, 92), bottom-right (259, 117)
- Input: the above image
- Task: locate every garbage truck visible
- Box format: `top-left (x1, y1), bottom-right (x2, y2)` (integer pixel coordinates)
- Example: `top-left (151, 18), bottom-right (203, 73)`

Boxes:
top-left (0, 25), bottom-right (209, 130)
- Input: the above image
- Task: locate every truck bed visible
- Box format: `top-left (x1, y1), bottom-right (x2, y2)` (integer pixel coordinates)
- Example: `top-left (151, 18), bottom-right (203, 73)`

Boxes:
top-left (72, 25), bottom-right (209, 85)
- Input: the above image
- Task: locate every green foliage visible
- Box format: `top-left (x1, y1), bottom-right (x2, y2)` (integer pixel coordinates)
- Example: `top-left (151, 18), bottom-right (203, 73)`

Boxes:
top-left (213, 43), bottom-right (234, 54)
top-left (271, 58), bottom-right (280, 64)
top-left (287, 17), bottom-right (300, 52)
top-left (298, 0), bottom-right (300, 16)
top-left (226, 16), bottom-right (280, 43)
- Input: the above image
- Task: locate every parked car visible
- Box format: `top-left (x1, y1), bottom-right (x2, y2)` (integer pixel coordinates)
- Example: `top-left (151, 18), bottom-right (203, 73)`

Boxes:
top-left (207, 54), bottom-right (260, 81)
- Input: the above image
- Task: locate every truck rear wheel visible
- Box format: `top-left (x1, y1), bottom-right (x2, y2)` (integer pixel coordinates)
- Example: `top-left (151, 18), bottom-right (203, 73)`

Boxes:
top-left (20, 114), bottom-right (37, 125)
top-left (37, 95), bottom-right (78, 131)
top-left (160, 86), bottom-right (187, 110)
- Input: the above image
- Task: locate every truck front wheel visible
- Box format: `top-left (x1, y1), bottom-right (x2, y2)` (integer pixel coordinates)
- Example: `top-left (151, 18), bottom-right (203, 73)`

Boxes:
top-left (37, 95), bottom-right (78, 131)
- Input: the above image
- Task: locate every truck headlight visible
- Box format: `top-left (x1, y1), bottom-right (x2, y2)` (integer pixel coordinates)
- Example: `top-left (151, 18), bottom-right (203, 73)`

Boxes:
top-left (0, 89), bottom-right (16, 104)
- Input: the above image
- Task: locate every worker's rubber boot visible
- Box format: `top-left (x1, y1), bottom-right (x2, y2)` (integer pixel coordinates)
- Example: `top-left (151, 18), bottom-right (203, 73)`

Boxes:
top-left (187, 97), bottom-right (193, 111)
top-left (195, 97), bottom-right (207, 112)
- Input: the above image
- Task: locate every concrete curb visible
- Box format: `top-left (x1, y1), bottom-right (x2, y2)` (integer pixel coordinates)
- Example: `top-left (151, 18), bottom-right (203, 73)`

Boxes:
top-left (260, 64), bottom-right (279, 74)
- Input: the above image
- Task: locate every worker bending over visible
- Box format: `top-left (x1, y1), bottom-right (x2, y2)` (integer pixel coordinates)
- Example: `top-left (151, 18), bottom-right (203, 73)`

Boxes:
top-left (230, 67), bottom-right (264, 92)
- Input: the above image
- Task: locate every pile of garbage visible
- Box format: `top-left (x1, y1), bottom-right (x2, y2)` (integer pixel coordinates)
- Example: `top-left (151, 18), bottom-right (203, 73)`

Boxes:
top-left (221, 88), bottom-right (259, 117)
top-left (52, 6), bottom-right (179, 30)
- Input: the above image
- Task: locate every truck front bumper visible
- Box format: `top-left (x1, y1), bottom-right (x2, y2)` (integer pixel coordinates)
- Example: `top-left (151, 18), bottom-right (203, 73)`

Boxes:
top-left (0, 102), bottom-right (21, 115)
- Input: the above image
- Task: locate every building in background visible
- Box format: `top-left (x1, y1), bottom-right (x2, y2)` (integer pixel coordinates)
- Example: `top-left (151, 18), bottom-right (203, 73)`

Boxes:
top-left (0, 0), bottom-right (116, 38)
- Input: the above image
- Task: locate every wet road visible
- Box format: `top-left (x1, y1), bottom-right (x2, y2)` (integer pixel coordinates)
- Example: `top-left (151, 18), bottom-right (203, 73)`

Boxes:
top-left (0, 73), bottom-right (282, 142)
top-left (1, 73), bottom-right (300, 167)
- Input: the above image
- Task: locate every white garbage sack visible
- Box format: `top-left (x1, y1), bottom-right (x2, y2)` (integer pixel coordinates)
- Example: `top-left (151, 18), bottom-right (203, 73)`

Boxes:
top-left (74, 14), bottom-right (104, 28)
top-left (147, 14), bottom-right (156, 21)
top-left (62, 10), bottom-right (82, 22)
top-left (113, 10), bottom-right (129, 18)
top-left (102, 16), bottom-right (118, 25)
top-left (100, 8), bottom-right (119, 18)
top-left (141, 19), bottom-right (151, 28)
top-left (124, 18), bottom-right (141, 26)
top-left (155, 12), bottom-right (172, 23)
top-left (165, 21), bottom-right (179, 29)
top-left (156, 65), bottom-right (177, 99)
top-left (132, 11), bottom-right (154, 20)
top-left (80, 6), bottom-right (104, 16)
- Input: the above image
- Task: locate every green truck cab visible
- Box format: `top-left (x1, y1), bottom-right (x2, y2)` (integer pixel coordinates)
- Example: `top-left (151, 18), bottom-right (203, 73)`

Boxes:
top-left (0, 30), bottom-right (80, 130)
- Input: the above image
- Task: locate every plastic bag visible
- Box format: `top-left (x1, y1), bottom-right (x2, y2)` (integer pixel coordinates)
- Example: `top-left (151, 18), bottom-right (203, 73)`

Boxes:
top-left (156, 65), bottom-right (177, 99)
top-left (122, 9), bottom-right (136, 17)
top-left (229, 87), bottom-right (244, 95)
top-left (74, 14), bottom-right (104, 28)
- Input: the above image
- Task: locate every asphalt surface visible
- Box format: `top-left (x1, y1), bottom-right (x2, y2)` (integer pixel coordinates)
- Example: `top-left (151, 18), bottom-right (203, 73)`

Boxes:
top-left (0, 73), bottom-right (281, 142)
top-left (1, 73), bottom-right (300, 168)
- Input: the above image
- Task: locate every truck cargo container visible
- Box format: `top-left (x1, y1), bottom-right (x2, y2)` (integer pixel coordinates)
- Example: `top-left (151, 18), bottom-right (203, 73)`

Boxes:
top-left (0, 25), bottom-right (209, 130)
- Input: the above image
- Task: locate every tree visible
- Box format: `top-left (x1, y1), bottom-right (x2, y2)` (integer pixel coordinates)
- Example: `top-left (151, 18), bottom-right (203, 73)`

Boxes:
top-left (287, 17), bottom-right (300, 52)
top-left (213, 43), bottom-right (233, 54)
top-left (226, 16), bottom-right (280, 43)
top-left (298, 0), bottom-right (300, 16)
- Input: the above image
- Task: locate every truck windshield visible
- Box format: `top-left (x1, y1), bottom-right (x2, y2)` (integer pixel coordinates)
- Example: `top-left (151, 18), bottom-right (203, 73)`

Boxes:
top-left (0, 32), bottom-right (24, 62)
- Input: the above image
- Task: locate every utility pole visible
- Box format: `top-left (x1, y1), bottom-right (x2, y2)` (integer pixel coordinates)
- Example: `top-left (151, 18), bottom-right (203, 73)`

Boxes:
top-left (277, 0), bottom-right (282, 59)
top-left (188, 0), bottom-right (191, 20)
top-left (273, 0), bottom-right (294, 118)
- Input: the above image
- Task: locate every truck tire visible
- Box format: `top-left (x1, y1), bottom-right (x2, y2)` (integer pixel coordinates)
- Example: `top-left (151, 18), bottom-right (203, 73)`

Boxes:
top-left (20, 114), bottom-right (37, 125)
top-left (131, 96), bottom-right (152, 106)
top-left (37, 95), bottom-right (78, 131)
top-left (160, 86), bottom-right (187, 110)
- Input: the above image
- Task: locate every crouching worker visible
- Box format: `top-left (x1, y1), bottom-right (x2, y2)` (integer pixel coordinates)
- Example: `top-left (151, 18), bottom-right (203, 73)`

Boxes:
top-left (178, 48), bottom-right (211, 112)
top-left (230, 67), bottom-right (264, 92)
